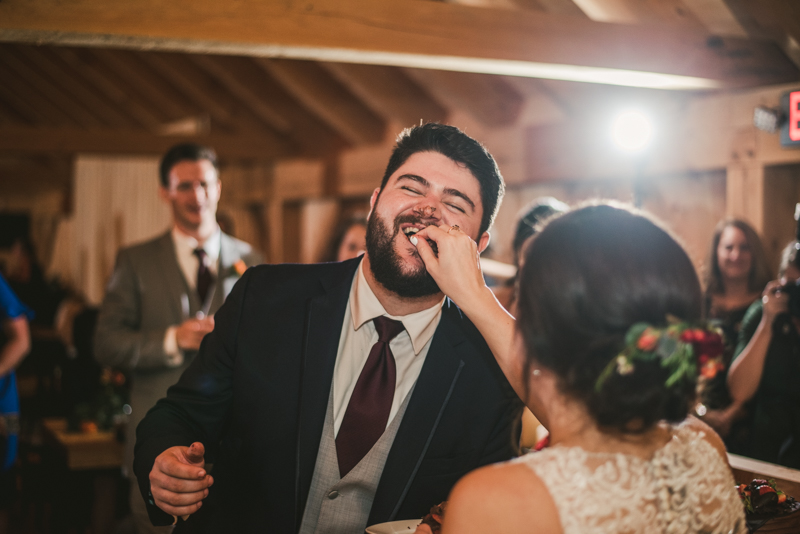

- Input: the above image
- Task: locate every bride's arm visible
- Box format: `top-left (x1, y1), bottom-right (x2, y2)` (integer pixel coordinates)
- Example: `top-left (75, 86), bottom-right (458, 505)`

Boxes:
top-left (413, 225), bottom-right (525, 400)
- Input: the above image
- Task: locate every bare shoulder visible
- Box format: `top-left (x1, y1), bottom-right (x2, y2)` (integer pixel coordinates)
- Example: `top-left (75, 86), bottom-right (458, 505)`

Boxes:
top-left (679, 416), bottom-right (728, 460)
top-left (441, 460), bottom-right (562, 534)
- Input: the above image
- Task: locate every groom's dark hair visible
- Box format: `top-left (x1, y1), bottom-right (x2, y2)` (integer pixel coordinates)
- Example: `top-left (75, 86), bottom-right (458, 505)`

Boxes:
top-left (379, 123), bottom-right (504, 236)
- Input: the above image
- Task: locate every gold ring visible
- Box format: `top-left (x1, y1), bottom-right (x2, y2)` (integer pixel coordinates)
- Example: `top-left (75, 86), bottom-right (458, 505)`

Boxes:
top-left (449, 225), bottom-right (460, 233)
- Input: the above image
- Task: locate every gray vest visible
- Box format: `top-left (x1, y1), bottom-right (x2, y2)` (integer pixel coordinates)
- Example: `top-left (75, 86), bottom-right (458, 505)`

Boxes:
top-left (299, 385), bottom-right (414, 534)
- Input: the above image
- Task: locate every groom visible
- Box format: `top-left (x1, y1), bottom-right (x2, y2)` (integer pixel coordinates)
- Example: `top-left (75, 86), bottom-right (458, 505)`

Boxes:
top-left (134, 123), bottom-right (523, 533)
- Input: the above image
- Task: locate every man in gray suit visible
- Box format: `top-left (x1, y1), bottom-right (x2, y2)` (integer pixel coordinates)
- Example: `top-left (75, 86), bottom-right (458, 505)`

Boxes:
top-left (94, 143), bottom-right (261, 533)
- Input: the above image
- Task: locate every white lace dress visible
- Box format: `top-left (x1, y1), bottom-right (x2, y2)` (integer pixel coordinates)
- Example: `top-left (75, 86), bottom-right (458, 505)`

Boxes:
top-left (515, 425), bottom-right (746, 533)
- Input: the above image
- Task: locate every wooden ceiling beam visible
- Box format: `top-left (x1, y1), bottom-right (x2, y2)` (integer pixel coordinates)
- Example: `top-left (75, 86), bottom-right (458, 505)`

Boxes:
top-left (254, 58), bottom-right (386, 145)
top-left (404, 69), bottom-right (525, 127)
top-left (0, 46), bottom-right (102, 127)
top-left (570, 0), bottom-right (706, 29)
top-left (0, 0), bottom-right (794, 88)
top-left (724, 0), bottom-right (800, 68)
top-left (190, 55), bottom-right (346, 156)
top-left (52, 47), bottom-right (163, 127)
top-left (0, 125), bottom-right (295, 160)
top-left (680, 0), bottom-right (748, 38)
top-left (13, 45), bottom-right (136, 128)
top-left (321, 62), bottom-right (448, 127)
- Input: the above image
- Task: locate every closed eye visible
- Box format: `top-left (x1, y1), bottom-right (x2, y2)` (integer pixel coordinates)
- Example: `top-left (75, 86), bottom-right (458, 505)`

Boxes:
top-left (447, 203), bottom-right (466, 214)
top-left (402, 186), bottom-right (422, 195)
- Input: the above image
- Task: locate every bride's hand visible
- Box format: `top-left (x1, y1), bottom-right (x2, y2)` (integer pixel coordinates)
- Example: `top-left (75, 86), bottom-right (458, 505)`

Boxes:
top-left (412, 224), bottom-right (486, 307)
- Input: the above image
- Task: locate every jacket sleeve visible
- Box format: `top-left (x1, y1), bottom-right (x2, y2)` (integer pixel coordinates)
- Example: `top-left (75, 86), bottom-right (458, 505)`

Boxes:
top-left (133, 266), bottom-right (251, 526)
top-left (476, 384), bottom-right (524, 467)
top-left (93, 250), bottom-right (174, 371)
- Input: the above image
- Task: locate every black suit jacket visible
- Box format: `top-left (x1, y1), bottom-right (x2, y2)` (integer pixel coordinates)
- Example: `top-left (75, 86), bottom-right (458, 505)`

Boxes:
top-left (134, 258), bottom-right (522, 533)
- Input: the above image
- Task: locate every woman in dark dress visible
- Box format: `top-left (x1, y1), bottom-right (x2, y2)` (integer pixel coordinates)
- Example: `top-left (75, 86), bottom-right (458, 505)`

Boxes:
top-left (728, 241), bottom-right (800, 468)
top-left (699, 219), bottom-right (770, 452)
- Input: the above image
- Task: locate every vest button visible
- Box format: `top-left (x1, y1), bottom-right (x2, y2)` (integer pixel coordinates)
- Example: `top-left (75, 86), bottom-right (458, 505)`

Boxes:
top-left (327, 490), bottom-right (339, 500)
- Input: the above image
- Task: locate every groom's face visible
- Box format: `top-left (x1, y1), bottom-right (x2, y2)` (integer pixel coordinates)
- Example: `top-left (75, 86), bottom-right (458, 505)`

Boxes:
top-left (365, 151), bottom-right (486, 298)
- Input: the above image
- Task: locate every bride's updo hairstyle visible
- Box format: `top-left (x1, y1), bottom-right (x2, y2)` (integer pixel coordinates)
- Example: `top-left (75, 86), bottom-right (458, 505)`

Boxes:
top-left (516, 203), bottom-right (702, 433)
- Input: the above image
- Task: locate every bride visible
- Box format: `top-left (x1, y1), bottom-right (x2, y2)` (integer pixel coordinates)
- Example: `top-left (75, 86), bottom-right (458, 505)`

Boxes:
top-left (411, 203), bottom-right (745, 533)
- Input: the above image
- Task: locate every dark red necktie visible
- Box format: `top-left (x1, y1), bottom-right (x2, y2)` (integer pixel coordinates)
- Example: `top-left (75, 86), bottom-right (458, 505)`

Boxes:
top-left (193, 248), bottom-right (213, 303)
top-left (336, 316), bottom-right (405, 477)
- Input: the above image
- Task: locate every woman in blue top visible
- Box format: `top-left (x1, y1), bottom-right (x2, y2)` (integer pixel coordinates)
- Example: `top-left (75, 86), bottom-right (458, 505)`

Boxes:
top-left (0, 272), bottom-right (32, 529)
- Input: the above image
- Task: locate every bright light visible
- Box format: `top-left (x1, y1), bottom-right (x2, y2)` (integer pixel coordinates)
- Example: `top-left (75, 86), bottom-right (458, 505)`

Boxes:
top-left (611, 110), bottom-right (654, 152)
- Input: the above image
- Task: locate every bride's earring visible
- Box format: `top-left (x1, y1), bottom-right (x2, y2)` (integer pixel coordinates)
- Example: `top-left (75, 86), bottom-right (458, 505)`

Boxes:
top-left (532, 369), bottom-right (541, 376)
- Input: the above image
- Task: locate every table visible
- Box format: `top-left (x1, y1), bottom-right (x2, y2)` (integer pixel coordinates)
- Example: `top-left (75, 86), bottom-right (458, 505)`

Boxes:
top-left (42, 417), bottom-right (122, 470)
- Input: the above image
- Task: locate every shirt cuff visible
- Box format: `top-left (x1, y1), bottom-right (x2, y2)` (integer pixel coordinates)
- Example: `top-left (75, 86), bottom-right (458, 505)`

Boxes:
top-left (163, 326), bottom-right (184, 368)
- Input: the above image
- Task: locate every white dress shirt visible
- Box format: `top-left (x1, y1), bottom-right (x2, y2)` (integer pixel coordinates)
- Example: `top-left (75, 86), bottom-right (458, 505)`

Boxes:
top-left (332, 261), bottom-right (445, 436)
top-left (163, 226), bottom-right (221, 364)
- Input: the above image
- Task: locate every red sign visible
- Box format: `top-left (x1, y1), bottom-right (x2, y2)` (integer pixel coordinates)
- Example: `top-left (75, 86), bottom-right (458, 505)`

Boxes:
top-left (791, 90), bottom-right (800, 142)
top-left (781, 89), bottom-right (800, 147)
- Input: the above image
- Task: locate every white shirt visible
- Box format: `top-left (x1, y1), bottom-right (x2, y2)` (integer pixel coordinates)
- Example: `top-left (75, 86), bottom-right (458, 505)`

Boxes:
top-left (332, 261), bottom-right (445, 436)
top-left (163, 226), bottom-right (221, 364)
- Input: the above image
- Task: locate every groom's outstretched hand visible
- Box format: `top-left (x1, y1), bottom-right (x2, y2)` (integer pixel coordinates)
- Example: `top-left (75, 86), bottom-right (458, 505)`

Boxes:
top-left (149, 442), bottom-right (213, 520)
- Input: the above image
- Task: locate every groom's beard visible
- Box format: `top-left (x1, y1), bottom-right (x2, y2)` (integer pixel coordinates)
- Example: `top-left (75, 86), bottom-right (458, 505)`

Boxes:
top-left (365, 213), bottom-right (441, 298)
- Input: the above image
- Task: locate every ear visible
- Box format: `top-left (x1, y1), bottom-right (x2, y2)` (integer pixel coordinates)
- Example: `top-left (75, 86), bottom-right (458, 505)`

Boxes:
top-left (367, 187), bottom-right (380, 220)
top-left (477, 231), bottom-right (491, 254)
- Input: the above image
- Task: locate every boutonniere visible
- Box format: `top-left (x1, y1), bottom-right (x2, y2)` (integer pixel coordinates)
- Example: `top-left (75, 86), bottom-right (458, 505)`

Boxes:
top-left (223, 259), bottom-right (248, 278)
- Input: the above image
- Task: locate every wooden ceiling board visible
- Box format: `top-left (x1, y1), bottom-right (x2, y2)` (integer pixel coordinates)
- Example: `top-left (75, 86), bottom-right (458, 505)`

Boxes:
top-left (88, 48), bottom-right (200, 123)
top-left (0, 46), bottom-right (103, 127)
top-left (191, 55), bottom-right (347, 156)
top-left (0, 79), bottom-right (53, 125)
top-left (404, 68), bottom-right (525, 127)
top-left (52, 47), bottom-right (164, 128)
top-left (0, 54), bottom-right (77, 126)
top-left (14, 45), bottom-right (137, 128)
top-left (321, 62), bottom-right (448, 127)
top-left (255, 58), bottom-right (387, 146)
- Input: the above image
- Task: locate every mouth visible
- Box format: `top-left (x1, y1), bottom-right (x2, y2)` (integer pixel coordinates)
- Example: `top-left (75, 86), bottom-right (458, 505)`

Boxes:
top-left (399, 224), bottom-right (437, 254)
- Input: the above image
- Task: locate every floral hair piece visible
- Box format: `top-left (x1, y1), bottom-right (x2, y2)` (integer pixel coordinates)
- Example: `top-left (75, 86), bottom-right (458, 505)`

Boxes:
top-left (595, 316), bottom-right (725, 392)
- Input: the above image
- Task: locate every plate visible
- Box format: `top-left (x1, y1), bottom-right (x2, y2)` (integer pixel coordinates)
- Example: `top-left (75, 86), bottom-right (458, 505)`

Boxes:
top-left (365, 519), bottom-right (421, 533)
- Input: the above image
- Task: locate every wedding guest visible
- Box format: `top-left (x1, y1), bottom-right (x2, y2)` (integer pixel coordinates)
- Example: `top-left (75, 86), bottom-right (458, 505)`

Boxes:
top-left (94, 143), bottom-right (261, 533)
top-left (413, 203), bottom-right (745, 533)
top-left (492, 197), bottom-right (567, 450)
top-left (699, 219), bottom-right (770, 451)
top-left (324, 214), bottom-right (367, 262)
top-left (493, 197), bottom-right (567, 311)
top-left (134, 123), bottom-right (522, 533)
top-left (728, 240), bottom-right (800, 469)
top-left (0, 273), bottom-right (32, 532)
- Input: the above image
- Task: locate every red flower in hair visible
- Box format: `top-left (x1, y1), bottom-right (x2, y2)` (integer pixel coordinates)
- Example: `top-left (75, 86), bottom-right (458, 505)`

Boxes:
top-left (637, 329), bottom-right (659, 351)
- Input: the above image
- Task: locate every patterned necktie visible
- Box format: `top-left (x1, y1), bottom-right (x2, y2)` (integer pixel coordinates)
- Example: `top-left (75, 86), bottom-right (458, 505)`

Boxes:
top-left (193, 248), bottom-right (213, 303)
top-left (336, 316), bottom-right (405, 477)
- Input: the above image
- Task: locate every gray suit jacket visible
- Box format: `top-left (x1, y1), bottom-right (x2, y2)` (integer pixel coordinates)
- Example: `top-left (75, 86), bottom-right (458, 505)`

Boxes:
top-left (94, 229), bottom-right (261, 472)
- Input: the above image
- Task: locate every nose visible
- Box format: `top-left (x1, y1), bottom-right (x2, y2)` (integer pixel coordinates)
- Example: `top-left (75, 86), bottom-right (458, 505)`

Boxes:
top-left (412, 200), bottom-right (443, 222)
top-left (191, 183), bottom-right (208, 202)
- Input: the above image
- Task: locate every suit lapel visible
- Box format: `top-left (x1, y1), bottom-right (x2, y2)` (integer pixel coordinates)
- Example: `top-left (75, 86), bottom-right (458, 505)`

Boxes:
top-left (156, 232), bottom-right (196, 321)
top-left (294, 259), bottom-right (360, 530)
top-left (368, 301), bottom-right (466, 524)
